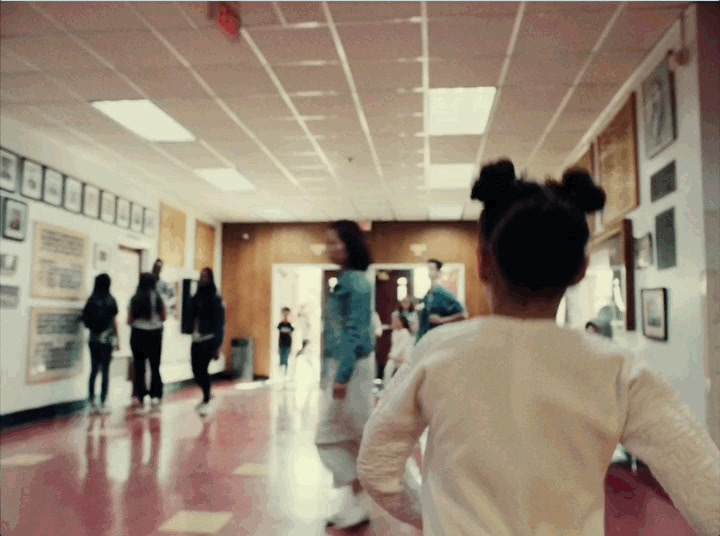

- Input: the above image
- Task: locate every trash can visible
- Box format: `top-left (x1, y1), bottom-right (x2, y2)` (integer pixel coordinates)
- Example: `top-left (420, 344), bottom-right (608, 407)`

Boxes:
top-left (231, 338), bottom-right (254, 381)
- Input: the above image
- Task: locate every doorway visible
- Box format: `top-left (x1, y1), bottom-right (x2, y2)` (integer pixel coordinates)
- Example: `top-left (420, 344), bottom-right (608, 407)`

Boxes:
top-left (374, 269), bottom-right (414, 377)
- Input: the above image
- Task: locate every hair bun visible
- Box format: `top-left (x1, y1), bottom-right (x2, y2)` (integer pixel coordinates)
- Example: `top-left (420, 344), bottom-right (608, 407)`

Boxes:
top-left (471, 158), bottom-right (517, 203)
top-left (560, 167), bottom-right (606, 213)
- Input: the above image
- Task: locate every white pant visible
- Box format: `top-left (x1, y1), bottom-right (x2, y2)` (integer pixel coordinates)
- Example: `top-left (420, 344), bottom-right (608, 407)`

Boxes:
top-left (383, 358), bottom-right (402, 387)
top-left (315, 354), bottom-right (375, 487)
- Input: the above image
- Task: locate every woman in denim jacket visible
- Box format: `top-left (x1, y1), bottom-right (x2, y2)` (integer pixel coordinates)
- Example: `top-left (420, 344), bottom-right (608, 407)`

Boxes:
top-left (316, 220), bottom-right (375, 529)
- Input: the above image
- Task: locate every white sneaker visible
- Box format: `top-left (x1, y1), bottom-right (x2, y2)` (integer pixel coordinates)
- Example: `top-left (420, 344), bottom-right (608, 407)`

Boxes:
top-left (150, 398), bottom-right (161, 409)
top-left (331, 491), bottom-right (371, 529)
top-left (88, 402), bottom-right (99, 415)
top-left (99, 403), bottom-right (110, 415)
top-left (197, 402), bottom-right (211, 416)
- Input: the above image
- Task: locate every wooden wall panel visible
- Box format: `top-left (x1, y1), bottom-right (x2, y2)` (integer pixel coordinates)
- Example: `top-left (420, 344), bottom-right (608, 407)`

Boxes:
top-left (159, 203), bottom-right (186, 267)
top-left (221, 221), bottom-right (489, 378)
top-left (195, 220), bottom-right (216, 272)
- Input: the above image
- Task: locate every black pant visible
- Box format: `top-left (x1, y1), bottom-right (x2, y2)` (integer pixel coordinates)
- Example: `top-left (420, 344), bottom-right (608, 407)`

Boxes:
top-left (130, 328), bottom-right (163, 401)
top-left (88, 342), bottom-right (112, 404)
top-left (191, 339), bottom-right (215, 403)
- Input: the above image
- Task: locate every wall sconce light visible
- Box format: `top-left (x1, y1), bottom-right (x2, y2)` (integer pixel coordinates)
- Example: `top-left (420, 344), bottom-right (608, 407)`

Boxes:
top-left (310, 243), bottom-right (326, 256)
top-left (410, 243), bottom-right (427, 257)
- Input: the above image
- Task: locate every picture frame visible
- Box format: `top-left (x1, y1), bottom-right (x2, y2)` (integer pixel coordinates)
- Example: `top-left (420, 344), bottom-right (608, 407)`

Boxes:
top-left (642, 58), bottom-right (676, 158)
top-left (83, 184), bottom-right (100, 218)
top-left (2, 197), bottom-right (28, 241)
top-left (641, 288), bottom-right (668, 341)
top-left (63, 177), bottom-right (82, 213)
top-left (130, 203), bottom-right (144, 233)
top-left (655, 207), bottom-right (676, 270)
top-left (43, 168), bottom-right (63, 206)
top-left (20, 159), bottom-right (43, 200)
top-left (143, 208), bottom-right (157, 236)
top-left (0, 149), bottom-right (19, 193)
top-left (100, 191), bottom-right (115, 224)
top-left (116, 198), bottom-right (130, 228)
top-left (634, 233), bottom-right (653, 269)
top-left (1, 252), bottom-right (19, 277)
top-left (93, 243), bottom-right (113, 272)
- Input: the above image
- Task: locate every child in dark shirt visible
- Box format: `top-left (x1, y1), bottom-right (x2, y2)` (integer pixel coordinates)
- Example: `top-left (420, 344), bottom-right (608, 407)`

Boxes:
top-left (277, 307), bottom-right (294, 380)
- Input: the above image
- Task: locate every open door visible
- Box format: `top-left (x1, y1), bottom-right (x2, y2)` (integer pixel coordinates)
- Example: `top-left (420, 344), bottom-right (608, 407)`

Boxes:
top-left (320, 269), bottom-right (341, 362)
top-left (375, 269), bottom-right (413, 378)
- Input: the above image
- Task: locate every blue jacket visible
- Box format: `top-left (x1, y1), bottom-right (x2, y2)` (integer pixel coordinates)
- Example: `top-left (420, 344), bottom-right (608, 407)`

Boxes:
top-left (416, 285), bottom-right (465, 342)
top-left (323, 270), bottom-right (375, 384)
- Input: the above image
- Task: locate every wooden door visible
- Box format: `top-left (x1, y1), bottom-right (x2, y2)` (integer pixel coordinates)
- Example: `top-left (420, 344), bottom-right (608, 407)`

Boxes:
top-left (320, 269), bottom-right (340, 361)
top-left (375, 269), bottom-right (414, 377)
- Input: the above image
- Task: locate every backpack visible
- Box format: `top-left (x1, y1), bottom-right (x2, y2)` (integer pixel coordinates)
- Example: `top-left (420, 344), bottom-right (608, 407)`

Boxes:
top-left (82, 296), bottom-right (115, 334)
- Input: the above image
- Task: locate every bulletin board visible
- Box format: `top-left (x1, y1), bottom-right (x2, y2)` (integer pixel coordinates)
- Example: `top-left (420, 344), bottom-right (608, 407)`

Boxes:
top-left (574, 144), bottom-right (597, 236)
top-left (27, 307), bottom-right (84, 384)
top-left (160, 203), bottom-right (186, 267)
top-left (195, 220), bottom-right (216, 272)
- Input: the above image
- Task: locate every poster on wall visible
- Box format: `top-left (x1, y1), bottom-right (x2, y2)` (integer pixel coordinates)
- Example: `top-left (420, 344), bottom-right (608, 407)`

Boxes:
top-left (2, 197), bottom-right (28, 241)
top-left (144, 209), bottom-right (157, 237)
top-left (63, 177), bottom-right (82, 213)
top-left (160, 203), bottom-right (187, 267)
top-left (31, 222), bottom-right (88, 300)
top-left (1, 253), bottom-right (19, 277)
top-left (94, 243), bottom-right (113, 272)
top-left (158, 279), bottom-right (180, 320)
top-left (0, 285), bottom-right (19, 309)
top-left (100, 191), bottom-right (116, 224)
top-left (130, 203), bottom-right (144, 233)
top-left (642, 58), bottom-right (676, 158)
top-left (27, 307), bottom-right (84, 384)
top-left (116, 198), bottom-right (130, 228)
top-left (21, 159), bottom-right (43, 200)
top-left (1, 149), bottom-right (19, 192)
top-left (83, 184), bottom-right (100, 218)
top-left (43, 168), bottom-right (63, 206)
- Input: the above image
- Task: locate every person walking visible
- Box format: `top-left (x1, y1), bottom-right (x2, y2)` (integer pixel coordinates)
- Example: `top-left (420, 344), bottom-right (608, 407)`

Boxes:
top-left (315, 220), bottom-right (376, 529)
top-left (277, 307), bottom-right (294, 382)
top-left (128, 273), bottom-right (166, 413)
top-left (357, 159), bottom-right (720, 536)
top-left (415, 258), bottom-right (466, 342)
top-left (82, 273), bottom-right (119, 414)
top-left (382, 311), bottom-right (413, 389)
top-left (189, 267), bottom-right (225, 416)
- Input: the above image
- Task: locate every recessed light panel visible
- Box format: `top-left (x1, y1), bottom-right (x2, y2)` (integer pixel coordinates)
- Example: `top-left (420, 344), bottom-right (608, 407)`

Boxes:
top-left (91, 99), bottom-right (195, 142)
top-left (194, 168), bottom-right (256, 191)
top-left (427, 87), bottom-right (497, 136)
top-left (427, 163), bottom-right (476, 189)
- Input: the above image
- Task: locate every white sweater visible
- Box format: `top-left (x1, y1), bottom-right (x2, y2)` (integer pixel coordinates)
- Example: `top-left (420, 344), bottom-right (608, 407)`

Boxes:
top-left (358, 316), bottom-right (720, 536)
top-left (388, 328), bottom-right (414, 364)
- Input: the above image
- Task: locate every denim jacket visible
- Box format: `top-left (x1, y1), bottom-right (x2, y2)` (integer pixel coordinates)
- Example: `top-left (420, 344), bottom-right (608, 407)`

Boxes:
top-left (323, 270), bottom-right (375, 384)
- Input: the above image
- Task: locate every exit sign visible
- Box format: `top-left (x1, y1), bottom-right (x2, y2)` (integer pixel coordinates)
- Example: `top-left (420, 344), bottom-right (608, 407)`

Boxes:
top-left (209, 2), bottom-right (241, 40)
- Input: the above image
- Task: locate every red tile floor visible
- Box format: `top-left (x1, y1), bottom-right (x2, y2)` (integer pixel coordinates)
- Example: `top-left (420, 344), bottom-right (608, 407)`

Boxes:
top-left (1, 378), bottom-right (696, 536)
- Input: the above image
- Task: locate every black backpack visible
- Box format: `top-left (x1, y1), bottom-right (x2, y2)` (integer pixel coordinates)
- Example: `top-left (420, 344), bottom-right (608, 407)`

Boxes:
top-left (82, 296), bottom-right (115, 334)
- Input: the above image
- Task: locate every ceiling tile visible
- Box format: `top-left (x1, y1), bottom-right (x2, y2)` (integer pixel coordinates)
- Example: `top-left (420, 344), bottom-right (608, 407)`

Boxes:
top-left (47, 69), bottom-right (143, 101)
top-left (361, 92), bottom-right (423, 117)
top-left (194, 64), bottom-right (277, 97)
top-left (367, 114), bottom-right (423, 135)
top-left (38, 2), bottom-right (146, 32)
top-left (329, 2), bottom-right (420, 23)
top-left (292, 93), bottom-right (356, 116)
top-left (553, 108), bottom-right (601, 134)
top-left (514, 11), bottom-right (614, 55)
top-left (540, 130), bottom-right (587, 156)
top-left (122, 66), bottom-right (208, 99)
top-left (223, 94), bottom-right (292, 119)
top-left (160, 28), bottom-right (259, 66)
top-left (176, 3), bottom-right (216, 29)
top-left (155, 142), bottom-right (223, 168)
top-left (339, 22), bottom-right (421, 61)
top-left (1, 35), bottom-right (108, 71)
top-left (429, 56), bottom-right (504, 88)
top-left (0, 3), bottom-right (62, 37)
top-left (581, 51), bottom-right (646, 85)
top-left (238, 3), bottom-right (282, 27)
top-left (601, 8), bottom-right (682, 52)
top-left (1, 72), bottom-right (76, 103)
top-left (351, 61), bottom-right (422, 91)
top-left (427, 2), bottom-right (519, 18)
top-left (133, 2), bottom-right (196, 30)
top-left (490, 108), bottom-right (552, 138)
top-left (0, 48), bottom-right (34, 74)
top-left (81, 30), bottom-right (181, 68)
top-left (28, 103), bottom-right (116, 129)
top-left (430, 136), bottom-right (483, 164)
top-left (565, 83), bottom-right (619, 112)
top-left (496, 85), bottom-right (569, 113)
top-left (524, 2), bottom-right (619, 13)
top-left (245, 27), bottom-right (337, 64)
top-left (273, 64), bottom-right (347, 93)
top-left (277, 2), bottom-right (324, 24)
top-left (504, 51), bottom-right (589, 86)
top-left (482, 135), bottom-right (536, 163)
top-left (429, 17), bottom-right (516, 58)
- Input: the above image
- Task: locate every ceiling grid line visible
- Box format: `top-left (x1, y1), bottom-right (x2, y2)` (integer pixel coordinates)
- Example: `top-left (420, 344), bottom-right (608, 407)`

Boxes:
top-left (472, 2), bottom-right (527, 169)
top-left (173, 1), bottom-right (199, 30)
top-left (321, 1), bottom-right (397, 221)
top-left (271, 2), bottom-right (289, 27)
top-left (523, 2), bottom-right (628, 171)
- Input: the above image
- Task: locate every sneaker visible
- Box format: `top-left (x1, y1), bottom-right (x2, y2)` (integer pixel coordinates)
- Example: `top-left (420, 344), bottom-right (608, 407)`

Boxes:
top-left (88, 402), bottom-right (99, 415)
top-left (150, 398), bottom-right (161, 408)
top-left (197, 402), bottom-right (211, 417)
top-left (99, 403), bottom-right (110, 415)
top-left (330, 491), bottom-right (371, 529)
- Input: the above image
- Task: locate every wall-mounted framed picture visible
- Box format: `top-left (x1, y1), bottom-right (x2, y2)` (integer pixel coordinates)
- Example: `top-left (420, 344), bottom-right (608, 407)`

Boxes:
top-left (63, 177), bottom-right (82, 213)
top-left (2, 197), bottom-right (28, 241)
top-left (130, 203), bottom-right (144, 233)
top-left (655, 207), bottom-right (676, 270)
top-left (634, 233), bottom-right (653, 269)
top-left (21, 159), bottom-right (43, 200)
top-left (143, 208), bottom-right (157, 236)
top-left (83, 184), bottom-right (100, 218)
top-left (0, 149), bottom-right (19, 193)
top-left (93, 243), bottom-right (113, 272)
top-left (642, 58), bottom-right (676, 158)
top-left (1, 252), bottom-right (19, 277)
top-left (100, 191), bottom-right (116, 224)
top-left (641, 288), bottom-right (668, 341)
top-left (116, 198), bottom-right (130, 228)
top-left (43, 168), bottom-right (63, 206)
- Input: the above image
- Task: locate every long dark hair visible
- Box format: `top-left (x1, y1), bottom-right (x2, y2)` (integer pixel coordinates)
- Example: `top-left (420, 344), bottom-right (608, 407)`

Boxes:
top-left (131, 272), bottom-right (160, 320)
top-left (332, 220), bottom-right (372, 271)
top-left (471, 159), bottom-right (605, 297)
top-left (192, 267), bottom-right (218, 319)
top-left (92, 273), bottom-right (111, 299)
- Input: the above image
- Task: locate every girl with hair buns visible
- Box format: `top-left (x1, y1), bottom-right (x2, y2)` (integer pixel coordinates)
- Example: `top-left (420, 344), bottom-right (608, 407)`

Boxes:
top-left (358, 159), bottom-right (719, 536)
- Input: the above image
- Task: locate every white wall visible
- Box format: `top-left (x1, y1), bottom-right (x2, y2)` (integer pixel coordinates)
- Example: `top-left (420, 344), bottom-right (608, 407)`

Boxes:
top-left (565, 6), bottom-right (711, 425)
top-left (0, 116), bottom-right (223, 415)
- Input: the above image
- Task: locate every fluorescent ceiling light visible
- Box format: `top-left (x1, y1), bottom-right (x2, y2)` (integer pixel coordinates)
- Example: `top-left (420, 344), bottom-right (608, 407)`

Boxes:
top-left (427, 163), bottom-right (476, 189)
top-left (429, 204), bottom-right (464, 220)
top-left (261, 208), bottom-right (294, 221)
top-left (427, 87), bottom-right (497, 136)
top-left (91, 99), bottom-right (194, 142)
top-left (194, 168), bottom-right (255, 191)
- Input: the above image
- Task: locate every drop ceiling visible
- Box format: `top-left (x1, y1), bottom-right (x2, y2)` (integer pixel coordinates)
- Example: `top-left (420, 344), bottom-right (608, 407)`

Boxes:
top-left (0, 1), bottom-right (687, 222)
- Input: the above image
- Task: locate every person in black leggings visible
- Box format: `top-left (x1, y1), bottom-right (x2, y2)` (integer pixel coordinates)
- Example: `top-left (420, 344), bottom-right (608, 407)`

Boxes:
top-left (128, 273), bottom-right (166, 412)
top-left (189, 267), bottom-right (225, 416)
top-left (82, 273), bottom-right (119, 414)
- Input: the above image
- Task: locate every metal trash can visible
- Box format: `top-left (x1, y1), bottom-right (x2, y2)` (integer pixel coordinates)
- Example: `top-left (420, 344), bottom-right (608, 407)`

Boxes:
top-left (231, 338), bottom-right (254, 381)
